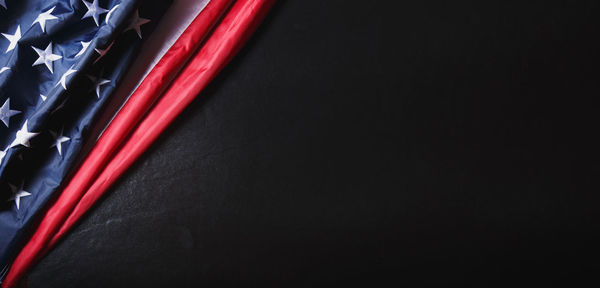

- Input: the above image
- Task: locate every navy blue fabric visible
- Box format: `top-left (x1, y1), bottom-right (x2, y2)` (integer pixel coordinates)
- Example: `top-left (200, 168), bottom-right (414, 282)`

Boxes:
top-left (0, 0), bottom-right (171, 281)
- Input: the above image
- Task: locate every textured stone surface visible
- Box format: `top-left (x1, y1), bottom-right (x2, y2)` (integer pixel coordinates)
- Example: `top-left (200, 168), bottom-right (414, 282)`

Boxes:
top-left (28, 0), bottom-right (600, 287)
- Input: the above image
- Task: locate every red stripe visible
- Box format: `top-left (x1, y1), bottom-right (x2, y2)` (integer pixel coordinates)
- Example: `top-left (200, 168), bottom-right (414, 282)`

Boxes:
top-left (52, 0), bottom-right (274, 245)
top-left (2, 0), bottom-right (274, 286)
top-left (1, 0), bottom-right (234, 286)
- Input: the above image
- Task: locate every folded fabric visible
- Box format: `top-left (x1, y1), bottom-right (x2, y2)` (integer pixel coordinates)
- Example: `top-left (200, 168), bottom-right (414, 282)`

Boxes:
top-left (0, 0), bottom-right (171, 281)
top-left (2, 0), bottom-right (274, 286)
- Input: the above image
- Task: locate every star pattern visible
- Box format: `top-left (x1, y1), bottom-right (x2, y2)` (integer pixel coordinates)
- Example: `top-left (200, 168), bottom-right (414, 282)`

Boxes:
top-left (2, 25), bottom-right (21, 53)
top-left (56, 65), bottom-right (77, 89)
top-left (9, 120), bottom-right (39, 148)
top-left (0, 2), bottom-right (173, 279)
top-left (8, 182), bottom-right (31, 210)
top-left (81, 0), bottom-right (108, 26)
top-left (0, 98), bottom-right (21, 127)
top-left (0, 0), bottom-right (172, 277)
top-left (94, 40), bottom-right (114, 64)
top-left (32, 6), bottom-right (59, 33)
top-left (32, 42), bottom-right (63, 73)
top-left (0, 0), bottom-right (160, 242)
top-left (126, 10), bottom-right (150, 39)
top-left (105, 4), bottom-right (120, 24)
top-left (87, 74), bottom-right (111, 98)
top-left (75, 40), bottom-right (91, 58)
top-left (50, 127), bottom-right (70, 156)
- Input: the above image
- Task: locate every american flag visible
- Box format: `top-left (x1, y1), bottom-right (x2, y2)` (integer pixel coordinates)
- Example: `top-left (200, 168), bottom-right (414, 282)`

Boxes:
top-left (0, 0), bottom-right (170, 282)
top-left (0, 0), bottom-right (273, 286)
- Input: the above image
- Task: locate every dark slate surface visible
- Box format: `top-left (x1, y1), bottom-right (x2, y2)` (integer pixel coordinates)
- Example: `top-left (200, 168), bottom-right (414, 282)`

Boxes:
top-left (27, 0), bottom-right (600, 287)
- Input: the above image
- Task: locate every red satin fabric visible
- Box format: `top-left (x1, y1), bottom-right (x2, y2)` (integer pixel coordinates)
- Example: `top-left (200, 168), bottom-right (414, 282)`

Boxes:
top-left (0, 0), bottom-right (273, 286)
top-left (50, 0), bottom-right (274, 247)
top-left (2, 0), bottom-right (233, 287)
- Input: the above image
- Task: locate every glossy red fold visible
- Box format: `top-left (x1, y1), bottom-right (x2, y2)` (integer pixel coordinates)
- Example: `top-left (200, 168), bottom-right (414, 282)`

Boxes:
top-left (0, 0), bottom-right (269, 286)
top-left (54, 0), bottom-right (274, 259)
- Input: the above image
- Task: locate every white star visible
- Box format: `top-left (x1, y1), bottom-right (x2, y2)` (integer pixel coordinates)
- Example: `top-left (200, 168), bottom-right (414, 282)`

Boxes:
top-left (81, 0), bottom-right (108, 26)
top-left (50, 127), bottom-right (70, 156)
top-left (0, 98), bottom-right (21, 127)
top-left (8, 182), bottom-right (31, 210)
top-left (9, 120), bottom-right (39, 148)
top-left (75, 40), bottom-right (91, 58)
top-left (87, 74), bottom-right (110, 98)
top-left (40, 94), bottom-right (47, 101)
top-left (32, 42), bottom-right (62, 73)
top-left (0, 0), bottom-right (6, 9)
top-left (56, 65), bottom-right (77, 90)
top-left (2, 25), bottom-right (21, 53)
top-left (0, 67), bottom-right (9, 74)
top-left (126, 10), bottom-right (150, 39)
top-left (104, 4), bottom-right (121, 24)
top-left (93, 40), bottom-right (113, 64)
top-left (32, 6), bottom-right (59, 33)
top-left (105, 4), bottom-right (120, 24)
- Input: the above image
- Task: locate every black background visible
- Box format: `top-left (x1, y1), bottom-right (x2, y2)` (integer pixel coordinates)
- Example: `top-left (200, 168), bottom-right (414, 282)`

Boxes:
top-left (28, 0), bottom-right (600, 287)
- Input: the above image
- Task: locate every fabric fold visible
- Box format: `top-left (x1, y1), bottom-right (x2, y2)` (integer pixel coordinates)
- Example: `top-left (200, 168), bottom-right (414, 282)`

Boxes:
top-left (2, 0), bottom-right (273, 286)
top-left (0, 0), bottom-right (171, 281)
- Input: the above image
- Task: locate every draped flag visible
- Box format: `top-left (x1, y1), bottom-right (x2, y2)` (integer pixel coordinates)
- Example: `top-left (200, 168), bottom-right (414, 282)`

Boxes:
top-left (0, 0), bottom-right (274, 286)
top-left (0, 0), bottom-right (171, 283)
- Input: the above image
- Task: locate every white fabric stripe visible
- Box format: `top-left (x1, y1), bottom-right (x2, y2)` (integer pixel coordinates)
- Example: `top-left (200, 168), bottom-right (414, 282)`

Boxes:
top-left (95, 0), bottom-right (211, 139)
top-left (0, 3), bottom-right (213, 284)
top-left (130, 0), bottom-right (212, 92)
